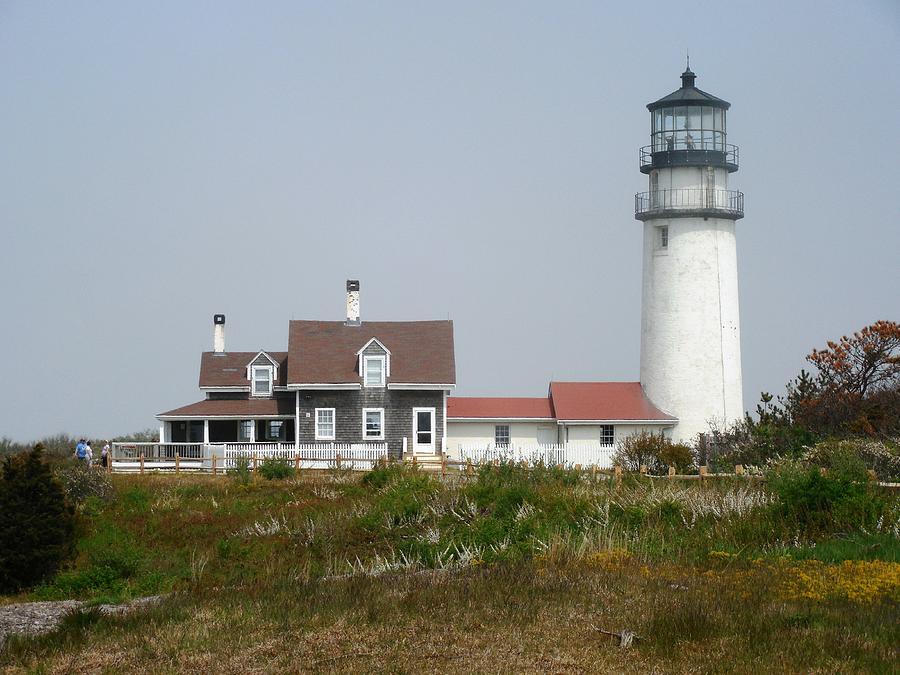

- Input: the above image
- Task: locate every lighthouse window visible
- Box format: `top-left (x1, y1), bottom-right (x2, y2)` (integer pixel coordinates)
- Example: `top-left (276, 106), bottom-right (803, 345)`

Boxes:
top-left (659, 226), bottom-right (669, 249)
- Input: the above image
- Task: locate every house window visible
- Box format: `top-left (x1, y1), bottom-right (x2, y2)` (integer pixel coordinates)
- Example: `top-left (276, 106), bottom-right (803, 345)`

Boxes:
top-left (315, 408), bottom-right (335, 440)
top-left (495, 424), bottom-right (510, 446)
top-left (659, 226), bottom-right (668, 249)
top-left (363, 356), bottom-right (385, 387)
top-left (363, 408), bottom-right (384, 440)
top-left (267, 420), bottom-right (284, 441)
top-left (600, 425), bottom-right (614, 445)
top-left (239, 420), bottom-right (253, 442)
top-left (251, 366), bottom-right (272, 396)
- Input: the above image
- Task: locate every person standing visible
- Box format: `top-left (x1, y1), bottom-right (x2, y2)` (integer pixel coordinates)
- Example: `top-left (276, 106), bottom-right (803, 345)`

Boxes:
top-left (75, 438), bottom-right (87, 462)
top-left (84, 440), bottom-right (93, 465)
top-left (101, 441), bottom-right (110, 469)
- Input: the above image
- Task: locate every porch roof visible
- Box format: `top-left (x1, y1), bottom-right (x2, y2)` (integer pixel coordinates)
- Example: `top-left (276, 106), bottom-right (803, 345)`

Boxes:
top-left (158, 397), bottom-right (295, 419)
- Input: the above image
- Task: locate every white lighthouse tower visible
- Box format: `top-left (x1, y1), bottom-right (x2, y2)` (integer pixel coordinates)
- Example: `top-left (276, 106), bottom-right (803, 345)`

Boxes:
top-left (636, 66), bottom-right (744, 443)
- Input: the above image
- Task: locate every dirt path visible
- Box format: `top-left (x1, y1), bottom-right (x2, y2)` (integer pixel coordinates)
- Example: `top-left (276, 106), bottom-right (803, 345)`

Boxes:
top-left (0, 596), bottom-right (162, 649)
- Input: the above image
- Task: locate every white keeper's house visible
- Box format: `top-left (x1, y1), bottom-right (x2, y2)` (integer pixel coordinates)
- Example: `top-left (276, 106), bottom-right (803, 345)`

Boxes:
top-left (152, 65), bottom-right (745, 466)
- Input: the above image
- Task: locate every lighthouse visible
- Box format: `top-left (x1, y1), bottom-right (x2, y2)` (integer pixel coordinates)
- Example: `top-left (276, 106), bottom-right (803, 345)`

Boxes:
top-left (636, 66), bottom-right (745, 443)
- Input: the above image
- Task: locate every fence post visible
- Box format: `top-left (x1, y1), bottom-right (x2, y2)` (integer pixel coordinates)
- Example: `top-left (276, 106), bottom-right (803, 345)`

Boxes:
top-left (639, 464), bottom-right (647, 475)
top-left (668, 465), bottom-right (676, 478)
top-left (336, 452), bottom-right (342, 470)
top-left (614, 464), bottom-right (622, 485)
top-left (212, 454), bottom-right (217, 475)
top-left (591, 465), bottom-right (597, 480)
top-left (175, 454), bottom-right (180, 474)
top-left (295, 453), bottom-right (300, 474)
top-left (735, 464), bottom-right (744, 476)
top-left (466, 459), bottom-right (473, 477)
top-left (140, 454), bottom-right (145, 475)
top-left (700, 465), bottom-right (708, 486)
top-left (252, 454), bottom-right (258, 474)
top-left (441, 455), bottom-right (447, 478)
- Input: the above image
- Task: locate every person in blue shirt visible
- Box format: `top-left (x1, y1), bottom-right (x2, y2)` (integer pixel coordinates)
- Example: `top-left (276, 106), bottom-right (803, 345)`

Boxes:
top-left (75, 439), bottom-right (87, 462)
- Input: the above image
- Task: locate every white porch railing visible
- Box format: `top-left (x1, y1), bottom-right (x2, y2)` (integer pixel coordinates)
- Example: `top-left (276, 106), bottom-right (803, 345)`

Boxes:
top-left (452, 442), bottom-right (617, 469)
top-left (110, 442), bottom-right (389, 472)
top-left (223, 443), bottom-right (388, 470)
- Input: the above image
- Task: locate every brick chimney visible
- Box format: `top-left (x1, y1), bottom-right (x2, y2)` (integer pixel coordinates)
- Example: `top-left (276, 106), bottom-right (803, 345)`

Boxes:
top-left (213, 314), bottom-right (226, 353)
top-left (346, 280), bottom-right (360, 326)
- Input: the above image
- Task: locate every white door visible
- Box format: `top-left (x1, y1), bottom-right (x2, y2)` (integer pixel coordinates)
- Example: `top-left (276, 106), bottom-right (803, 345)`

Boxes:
top-left (412, 408), bottom-right (436, 454)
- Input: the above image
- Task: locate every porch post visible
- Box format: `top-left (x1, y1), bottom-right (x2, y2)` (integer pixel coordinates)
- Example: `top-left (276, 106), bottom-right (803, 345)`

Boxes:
top-left (442, 391), bottom-right (448, 455)
top-left (203, 419), bottom-right (209, 444)
top-left (294, 390), bottom-right (300, 451)
top-left (158, 424), bottom-right (165, 443)
top-left (249, 420), bottom-right (256, 443)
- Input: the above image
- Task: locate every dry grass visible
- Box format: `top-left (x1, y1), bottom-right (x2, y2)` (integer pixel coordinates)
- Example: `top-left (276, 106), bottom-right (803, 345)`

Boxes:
top-left (1, 468), bottom-right (898, 673)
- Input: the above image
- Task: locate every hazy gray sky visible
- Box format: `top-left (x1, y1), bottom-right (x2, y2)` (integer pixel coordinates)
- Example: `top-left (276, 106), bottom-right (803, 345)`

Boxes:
top-left (2, 1), bottom-right (899, 442)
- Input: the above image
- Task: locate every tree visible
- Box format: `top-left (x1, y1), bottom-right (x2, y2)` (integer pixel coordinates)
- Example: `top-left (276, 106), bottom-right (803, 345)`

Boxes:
top-left (0, 445), bottom-right (76, 592)
top-left (799, 321), bottom-right (900, 436)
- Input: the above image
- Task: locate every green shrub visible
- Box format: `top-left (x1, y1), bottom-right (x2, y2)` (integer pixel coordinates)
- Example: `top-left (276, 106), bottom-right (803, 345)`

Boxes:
top-left (768, 446), bottom-right (885, 532)
top-left (229, 456), bottom-right (252, 484)
top-left (0, 446), bottom-right (76, 592)
top-left (54, 460), bottom-right (115, 506)
top-left (614, 432), bottom-right (696, 474)
top-left (361, 461), bottom-right (406, 490)
top-left (258, 457), bottom-right (294, 480)
top-left (802, 439), bottom-right (900, 482)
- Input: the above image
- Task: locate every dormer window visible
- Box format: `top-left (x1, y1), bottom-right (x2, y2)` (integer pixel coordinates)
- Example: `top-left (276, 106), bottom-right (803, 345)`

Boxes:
top-left (364, 355), bottom-right (385, 387)
top-left (251, 366), bottom-right (273, 396)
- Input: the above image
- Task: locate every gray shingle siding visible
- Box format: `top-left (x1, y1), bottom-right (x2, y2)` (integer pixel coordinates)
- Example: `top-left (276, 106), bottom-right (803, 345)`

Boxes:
top-left (297, 389), bottom-right (444, 458)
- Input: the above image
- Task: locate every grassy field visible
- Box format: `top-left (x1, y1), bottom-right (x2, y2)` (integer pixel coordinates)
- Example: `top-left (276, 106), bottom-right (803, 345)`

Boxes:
top-left (1, 463), bottom-right (898, 673)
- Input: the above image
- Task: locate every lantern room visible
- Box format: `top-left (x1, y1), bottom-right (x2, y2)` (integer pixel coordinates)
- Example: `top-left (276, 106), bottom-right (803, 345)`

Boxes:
top-left (640, 68), bottom-right (738, 173)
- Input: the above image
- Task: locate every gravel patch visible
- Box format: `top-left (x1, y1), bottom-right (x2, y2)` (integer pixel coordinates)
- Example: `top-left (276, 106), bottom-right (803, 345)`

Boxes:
top-left (0, 596), bottom-right (162, 649)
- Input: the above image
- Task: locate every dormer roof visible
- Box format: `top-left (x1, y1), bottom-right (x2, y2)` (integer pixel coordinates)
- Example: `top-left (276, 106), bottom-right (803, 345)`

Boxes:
top-left (199, 351), bottom-right (287, 389)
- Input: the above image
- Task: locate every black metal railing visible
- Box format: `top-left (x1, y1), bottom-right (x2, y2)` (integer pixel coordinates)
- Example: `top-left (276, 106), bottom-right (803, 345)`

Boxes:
top-left (634, 188), bottom-right (744, 220)
top-left (640, 142), bottom-right (739, 171)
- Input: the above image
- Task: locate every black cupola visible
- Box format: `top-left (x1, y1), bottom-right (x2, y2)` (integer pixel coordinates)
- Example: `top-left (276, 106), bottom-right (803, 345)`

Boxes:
top-left (639, 68), bottom-right (738, 175)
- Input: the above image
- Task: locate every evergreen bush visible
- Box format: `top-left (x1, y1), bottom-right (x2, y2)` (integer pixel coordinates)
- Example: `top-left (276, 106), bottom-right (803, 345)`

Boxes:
top-left (0, 445), bottom-right (76, 593)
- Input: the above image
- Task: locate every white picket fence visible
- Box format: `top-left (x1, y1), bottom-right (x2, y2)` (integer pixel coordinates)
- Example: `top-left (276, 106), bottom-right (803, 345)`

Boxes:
top-left (453, 442), bottom-right (617, 469)
top-left (223, 443), bottom-right (389, 470)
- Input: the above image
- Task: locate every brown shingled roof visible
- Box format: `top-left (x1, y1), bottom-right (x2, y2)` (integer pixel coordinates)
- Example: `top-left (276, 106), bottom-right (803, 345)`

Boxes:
top-left (158, 397), bottom-right (295, 418)
top-left (287, 321), bottom-right (455, 385)
top-left (199, 352), bottom-right (287, 388)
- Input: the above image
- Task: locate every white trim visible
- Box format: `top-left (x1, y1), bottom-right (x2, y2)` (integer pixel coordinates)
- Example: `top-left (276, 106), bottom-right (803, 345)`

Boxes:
top-left (251, 365), bottom-right (274, 397)
top-left (363, 355), bottom-right (386, 387)
top-left (294, 391), bottom-right (300, 451)
top-left (315, 408), bottom-right (336, 441)
top-left (201, 386), bottom-right (290, 392)
top-left (157, 414), bottom-right (293, 420)
top-left (448, 417), bottom-right (556, 422)
top-left (356, 337), bottom-right (392, 357)
top-left (442, 391), bottom-right (447, 450)
top-left (288, 383), bottom-right (362, 390)
top-left (556, 419), bottom-right (676, 425)
top-left (412, 407), bottom-right (436, 454)
top-left (245, 351), bottom-right (280, 379)
top-left (362, 408), bottom-right (385, 441)
top-left (387, 383), bottom-right (455, 391)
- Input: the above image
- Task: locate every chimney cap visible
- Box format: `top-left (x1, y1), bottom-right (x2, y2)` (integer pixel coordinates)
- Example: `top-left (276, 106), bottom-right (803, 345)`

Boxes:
top-left (346, 279), bottom-right (360, 291)
top-left (214, 314), bottom-right (226, 325)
